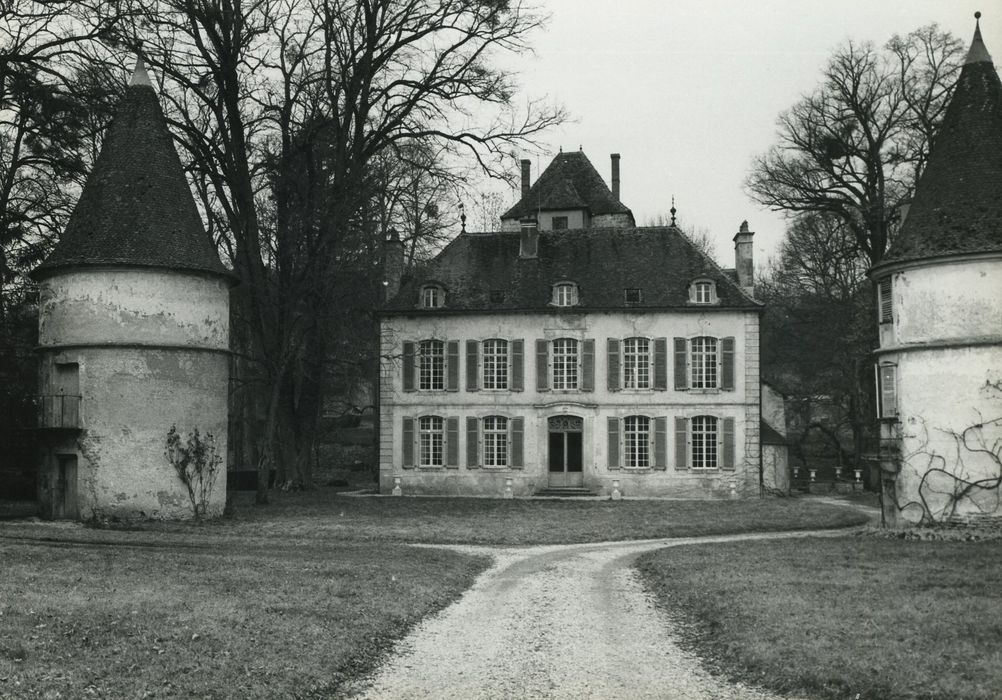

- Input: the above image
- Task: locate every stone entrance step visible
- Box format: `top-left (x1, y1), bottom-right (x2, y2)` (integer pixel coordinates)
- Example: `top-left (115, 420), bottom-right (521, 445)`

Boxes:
top-left (533, 487), bottom-right (599, 498)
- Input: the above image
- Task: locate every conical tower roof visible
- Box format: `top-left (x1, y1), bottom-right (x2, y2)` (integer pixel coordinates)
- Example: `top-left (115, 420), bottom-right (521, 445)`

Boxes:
top-left (878, 14), bottom-right (1002, 269)
top-left (32, 58), bottom-right (232, 281)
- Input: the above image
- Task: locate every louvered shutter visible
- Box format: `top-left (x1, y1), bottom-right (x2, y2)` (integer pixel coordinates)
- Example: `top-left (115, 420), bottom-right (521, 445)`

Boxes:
top-left (511, 340), bottom-right (524, 391)
top-left (721, 417), bottom-right (735, 470)
top-left (607, 339), bottom-right (621, 391)
top-left (466, 417), bottom-right (479, 468)
top-left (402, 417), bottom-right (415, 468)
top-left (446, 417), bottom-right (460, 468)
top-left (878, 278), bottom-right (892, 323)
top-left (654, 417), bottom-right (668, 470)
top-left (607, 417), bottom-right (620, 470)
top-left (536, 339), bottom-right (549, 391)
top-left (674, 338), bottom-right (688, 390)
top-left (674, 417), bottom-right (688, 470)
top-left (446, 341), bottom-right (460, 391)
top-left (510, 417), bottom-right (524, 469)
top-left (466, 340), bottom-right (479, 392)
top-left (653, 337), bottom-right (668, 390)
top-left (402, 342), bottom-right (415, 392)
top-left (581, 339), bottom-right (595, 391)
top-left (721, 337), bottom-right (735, 391)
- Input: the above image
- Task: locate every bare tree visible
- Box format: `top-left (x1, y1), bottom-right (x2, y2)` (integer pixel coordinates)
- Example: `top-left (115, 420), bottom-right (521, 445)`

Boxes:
top-left (746, 25), bottom-right (965, 265)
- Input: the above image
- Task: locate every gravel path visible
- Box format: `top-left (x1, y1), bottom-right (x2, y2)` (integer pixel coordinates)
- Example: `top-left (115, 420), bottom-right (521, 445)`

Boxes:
top-left (347, 529), bottom-right (850, 700)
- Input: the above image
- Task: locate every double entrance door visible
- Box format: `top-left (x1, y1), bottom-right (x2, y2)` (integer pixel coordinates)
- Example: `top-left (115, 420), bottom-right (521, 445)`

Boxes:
top-left (548, 415), bottom-right (583, 487)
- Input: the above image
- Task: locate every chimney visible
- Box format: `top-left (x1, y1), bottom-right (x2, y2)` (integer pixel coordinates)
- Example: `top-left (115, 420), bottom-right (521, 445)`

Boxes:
top-left (520, 159), bottom-right (531, 199)
top-left (382, 228), bottom-right (405, 302)
top-left (610, 153), bottom-right (621, 201)
top-left (519, 216), bottom-right (538, 259)
top-left (733, 220), bottom-right (755, 295)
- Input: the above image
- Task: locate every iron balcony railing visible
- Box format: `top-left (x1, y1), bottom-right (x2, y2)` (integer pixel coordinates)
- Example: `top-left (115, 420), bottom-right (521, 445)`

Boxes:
top-left (37, 394), bottom-right (83, 430)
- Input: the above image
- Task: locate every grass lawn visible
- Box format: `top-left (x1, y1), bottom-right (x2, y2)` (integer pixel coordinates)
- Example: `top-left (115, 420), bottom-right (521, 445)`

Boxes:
top-left (191, 489), bottom-right (869, 545)
top-left (0, 538), bottom-right (488, 699)
top-left (636, 537), bottom-right (1002, 700)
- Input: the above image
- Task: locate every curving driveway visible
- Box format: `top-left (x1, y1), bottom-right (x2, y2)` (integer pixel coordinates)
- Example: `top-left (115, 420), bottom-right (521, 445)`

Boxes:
top-left (347, 529), bottom-right (859, 700)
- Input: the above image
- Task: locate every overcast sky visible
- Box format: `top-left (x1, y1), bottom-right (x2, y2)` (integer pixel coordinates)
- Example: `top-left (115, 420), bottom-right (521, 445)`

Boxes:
top-left (496, 0), bottom-right (997, 267)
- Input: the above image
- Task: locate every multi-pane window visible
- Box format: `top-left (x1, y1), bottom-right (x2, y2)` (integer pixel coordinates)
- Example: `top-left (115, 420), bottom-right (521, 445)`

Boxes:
top-left (482, 339), bottom-right (509, 390)
top-left (623, 337), bottom-right (651, 389)
top-left (690, 336), bottom-right (718, 389)
top-left (418, 340), bottom-right (444, 390)
top-left (691, 416), bottom-right (718, 469)
top-left (483, 416), bottom-right (509, 467)
top-left (418, 416), bottom-right (444, 467)
top-left (552, 338), bottom-right (579, 390)
top-left (552, 216), bottom-right (569, 230)
top-left (421, 285), bottom-right (444, 308)
top-left (624, 415), bottom-right (651, 468)
top-left (693, 281), bottom-right (714, 304)
top-left (624, 288), bottom-right (642, 305)
top-left (552, 282), bottom-right (579, 307)
top-left (876, 364), bottom-right (898, 419)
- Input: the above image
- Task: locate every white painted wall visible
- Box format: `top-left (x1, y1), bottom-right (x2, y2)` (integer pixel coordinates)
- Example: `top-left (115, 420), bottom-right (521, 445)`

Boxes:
top-left (380, 309), bottom-right (761, 498)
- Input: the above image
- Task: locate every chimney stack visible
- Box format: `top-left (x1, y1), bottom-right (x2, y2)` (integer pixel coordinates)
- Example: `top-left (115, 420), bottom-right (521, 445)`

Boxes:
top-left (611, 153), bottom-right (621, 201)
top-left (519, 216), bottom-right (538, 259)
top-left (520, 159), bottom-right (531, 199)
top-left (382, 228), bottom-right (405, 302)
top-left (733, 220), bottom-right (755, 296)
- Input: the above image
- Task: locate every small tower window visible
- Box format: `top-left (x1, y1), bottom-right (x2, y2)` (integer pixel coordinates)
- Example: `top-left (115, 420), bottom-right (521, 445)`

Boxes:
top-left (878, 278), bottom-right (892, 324)
top-left (624, 288), bottom-right (642, 305)
top-left (421, 285), bottom-right (444, 308)
top-left (689, 280), bottom-right (717, 304)
top-left (552, 282), bottom-right (579, 307)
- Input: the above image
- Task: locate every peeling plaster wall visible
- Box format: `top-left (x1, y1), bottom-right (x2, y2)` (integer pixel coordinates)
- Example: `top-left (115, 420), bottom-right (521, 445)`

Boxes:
top-left (37, 268), bottom-right (229, 521)
top-left (877, 257), bottom-right (1002, 525)
top-left (380, 309), bottom-right (761, 498)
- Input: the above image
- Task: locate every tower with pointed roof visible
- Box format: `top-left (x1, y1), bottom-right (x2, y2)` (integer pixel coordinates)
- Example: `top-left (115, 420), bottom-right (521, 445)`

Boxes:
top-left (31, 58), bottom-right (233, 521)
top-left (869, 14), bottom-right (1002, 526)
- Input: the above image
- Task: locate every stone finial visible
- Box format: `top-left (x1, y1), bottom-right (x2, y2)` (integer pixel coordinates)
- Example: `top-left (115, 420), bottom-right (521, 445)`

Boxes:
top-left (130, 54), bottom-right (153, 87)
top-left (966, 11), bottom-right (993, 64)
top-left (669, 196), bottom-right (677, 227)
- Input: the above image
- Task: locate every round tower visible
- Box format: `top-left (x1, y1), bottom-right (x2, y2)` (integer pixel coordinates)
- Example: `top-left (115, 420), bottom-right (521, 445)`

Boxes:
top-left (870, 15), bottom-right (1002, 526)
top-left (31, 59), bottom-right (235, 521)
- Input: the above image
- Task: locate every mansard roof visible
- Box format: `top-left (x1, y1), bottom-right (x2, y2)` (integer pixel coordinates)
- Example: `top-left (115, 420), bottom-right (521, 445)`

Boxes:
top-left (501, 151), bottom-right (633, 222)
top-left (384, 226), bottom-right (761, 313)
top-left (33, 60), bottom-right (231, 281)
top-left (877, 17), bottom-right (1002, 270)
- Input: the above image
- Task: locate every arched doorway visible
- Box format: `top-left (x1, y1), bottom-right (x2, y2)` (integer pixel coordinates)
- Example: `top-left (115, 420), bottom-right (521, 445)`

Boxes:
top-left (548, 415), bottom-right (583, 487)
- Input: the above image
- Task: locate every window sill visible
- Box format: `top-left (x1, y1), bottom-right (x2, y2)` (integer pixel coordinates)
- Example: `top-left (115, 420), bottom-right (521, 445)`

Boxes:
top-left (688, 388), bottom-right (722, 395)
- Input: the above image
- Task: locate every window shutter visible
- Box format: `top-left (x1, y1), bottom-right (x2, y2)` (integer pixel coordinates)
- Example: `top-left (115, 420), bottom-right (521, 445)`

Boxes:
top-left (721, 337), bottom-right (735, 391)
top-left (446, 416), bottom-right (460, 468)
top-left (878, 364), bottom-right (898, 419)
top-left (674, 338), bottom-right (688, 390)
top-left (674, 417), bottom-right (688, 470)
top-left (466, 417), bottom-right (479, 468)
top-left (402, 417), bottom-right (415, 468)
top-left (607, 417), bottom-right (620, 470)
top-left (466, 340), bottom-right (479, 392)
top-left (536, 339), bottom-right (549, 391)
top-left (607, 338), bottom-right (621, 391)
top-left (446, 341), bottom-right (460, 391)
top-left (653, 337), bottom-right (668, 390)
top-left (581, 339), bottom-right (595, 391)
top-left (654, 417), bottom-right (668, 470)
top-left (402, 342), bottom-right (415, 392)
top-left (878, 278), bottom-right (893, 323)
top-left (511, 339), bottom-right (524, 391)
top-left (510, 417), bottom-right (524, 469)
top-left (721, 417), bottom-right (735, 470)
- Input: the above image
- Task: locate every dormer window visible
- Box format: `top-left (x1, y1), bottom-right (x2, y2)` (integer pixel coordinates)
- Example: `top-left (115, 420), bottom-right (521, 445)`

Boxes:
top-left (552, 282), bottom-right (579, 307)
top-left (421, 285), bottom-right (444, 308)
top-left (624, 288), bottom-right (642, 305)
top-left (689, 279), bottom-right (717, 304)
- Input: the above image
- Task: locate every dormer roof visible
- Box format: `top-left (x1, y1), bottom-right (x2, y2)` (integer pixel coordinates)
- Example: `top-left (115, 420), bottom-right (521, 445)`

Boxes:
top-left (501, 151), bottom-right (634, 222)
top-left (32, 58), bottom-right (232, 281)
top-left (876, 15), bottom-right (1002, 270)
